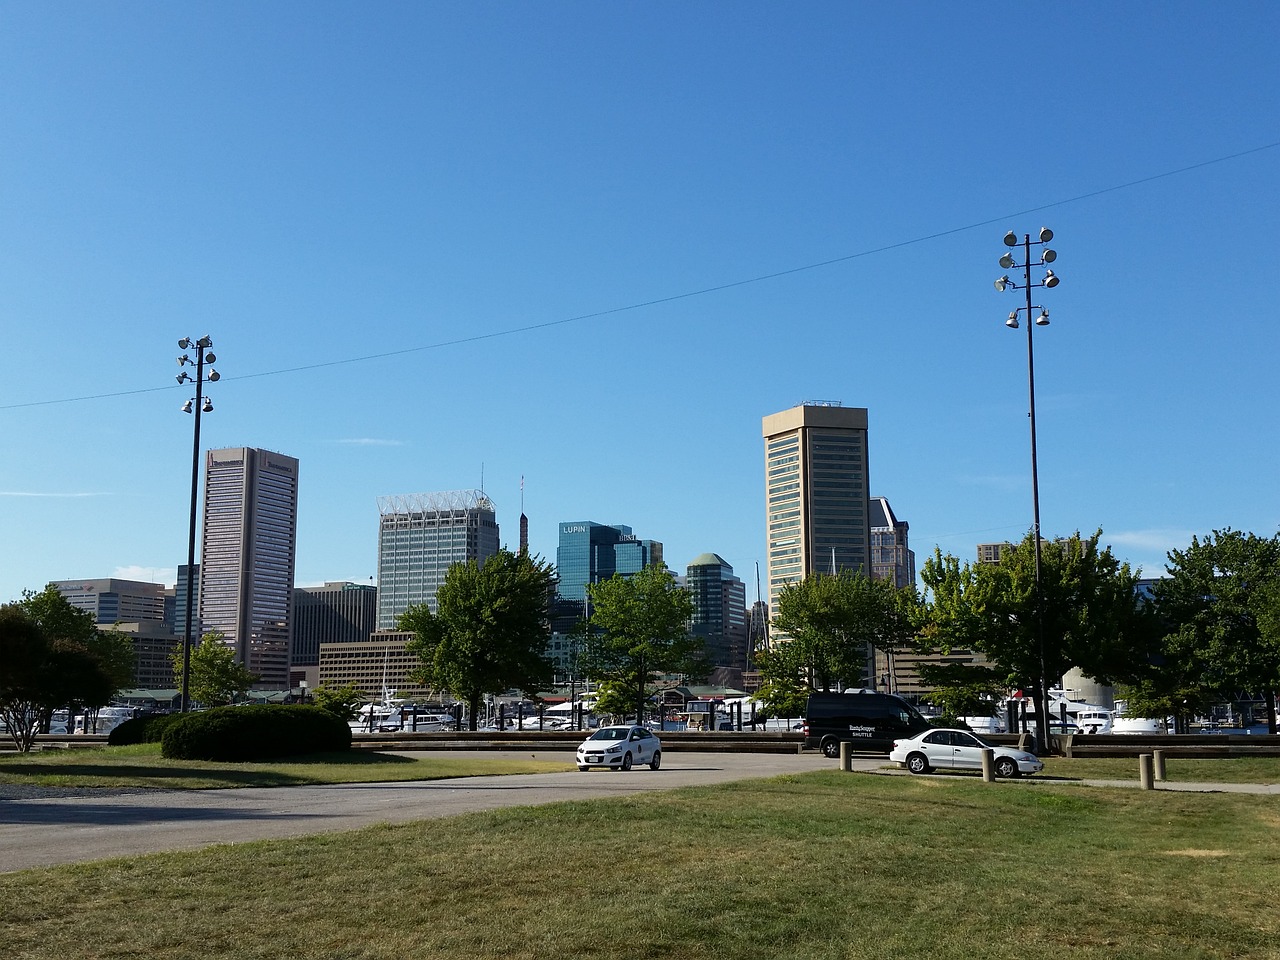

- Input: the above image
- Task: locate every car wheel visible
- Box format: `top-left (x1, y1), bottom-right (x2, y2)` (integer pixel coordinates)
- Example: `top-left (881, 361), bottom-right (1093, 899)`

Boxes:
top-left (621, 752), bottom-right (633, 771)
top-left (906, 752), bottom-right (930, 775)
top-left (577, 765), bottom-right (589, 772)
top-left (821, 738), bottom-right (841, 759)
top-left (649, 750), bottom-right (661, 771)
top-left (994, 757), bottom-right (1019, 778)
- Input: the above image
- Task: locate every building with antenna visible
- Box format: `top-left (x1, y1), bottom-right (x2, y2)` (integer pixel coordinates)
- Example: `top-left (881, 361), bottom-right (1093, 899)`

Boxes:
top-left (375, 490), bottom-right (499, 629)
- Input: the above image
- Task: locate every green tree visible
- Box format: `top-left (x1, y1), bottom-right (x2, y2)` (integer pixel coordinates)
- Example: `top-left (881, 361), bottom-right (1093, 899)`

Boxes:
top-left (171, 632), bottom-right (257, 707)
top-left (401, 549), bottom-right (558, 731)
top-left (919, 530), bottom-right (1150, 744)
top-left (749, 643), bottom-right (809, 720)
top-left (915, 661), bottom-right (1008, 723)
top-left (311, 682), bottom-right (365, 722)
top-left (1151, 529), bottom-right (1280, 732)
top-left (583, 564), bottom-right (700, 724)
top-left (15, 585), bottom-right (131, 732)
top-left (770, 570), bottom-right (916, 692)
top-left (0, 605), bottom-right (53, 752)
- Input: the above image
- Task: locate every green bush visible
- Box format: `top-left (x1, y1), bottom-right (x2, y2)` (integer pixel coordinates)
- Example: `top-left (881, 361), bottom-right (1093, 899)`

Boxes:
top-left (160, 704), bottom-right (352, 761)
top-left (108, 713), bottom-right (182, 746)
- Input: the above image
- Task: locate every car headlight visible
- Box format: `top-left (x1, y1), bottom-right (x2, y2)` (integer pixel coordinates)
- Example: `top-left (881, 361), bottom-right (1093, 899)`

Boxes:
top-left (606, 745), bottom-right (622, 754)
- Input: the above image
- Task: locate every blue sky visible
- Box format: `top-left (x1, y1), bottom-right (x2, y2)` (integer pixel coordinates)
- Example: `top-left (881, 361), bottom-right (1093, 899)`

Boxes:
top-left (2, 2), bottom-right (1277, 605)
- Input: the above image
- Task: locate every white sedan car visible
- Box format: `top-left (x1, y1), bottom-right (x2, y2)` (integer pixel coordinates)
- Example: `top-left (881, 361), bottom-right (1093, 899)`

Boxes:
top-left (889, 728), bottom-right (1044, 778)
top-left (576, 725), bottom-right (662, 771)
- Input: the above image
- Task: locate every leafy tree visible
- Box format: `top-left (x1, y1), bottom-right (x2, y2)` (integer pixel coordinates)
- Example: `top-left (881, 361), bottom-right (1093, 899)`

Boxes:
top-left (1151, 530), bottom-right (1280, 732)
top-left (771, 570), bottom-right (916, 692)
top-left (749, 643), bottom-right (809, 719)
top-left (919, 530), bottom-right (1150, 743)
top-left (0, 605), bottom-right (53, 752)
top-left (401, 549), bottom-right (558, 732)
top-left (582, 564), bottom-right (700, 724)
top-left (311, 682), bottom-right (364, 722)
top-left (171, 632), bottom-right (257, 707)
top-left (10, 586), bottom-right (130, 734)
top-left (18, 584), bottom-right (98, 647)
top-left (915, 661), bottom-right (1008, 721)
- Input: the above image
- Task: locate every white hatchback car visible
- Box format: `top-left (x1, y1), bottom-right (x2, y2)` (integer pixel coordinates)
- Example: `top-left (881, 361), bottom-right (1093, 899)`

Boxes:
top-left (890, 728), bottom-right (1044, 778)
top-left (576, 725), bottom-right (662, 771)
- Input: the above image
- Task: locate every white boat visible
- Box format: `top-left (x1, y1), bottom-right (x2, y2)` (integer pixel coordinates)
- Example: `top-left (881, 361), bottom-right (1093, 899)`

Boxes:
top-left (958, 715), bottom-right (1007, 735)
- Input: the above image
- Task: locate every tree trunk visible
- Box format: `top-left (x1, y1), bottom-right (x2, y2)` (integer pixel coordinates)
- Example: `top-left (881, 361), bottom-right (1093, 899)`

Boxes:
top-left (1266, 688), bottom-right (1277, 735)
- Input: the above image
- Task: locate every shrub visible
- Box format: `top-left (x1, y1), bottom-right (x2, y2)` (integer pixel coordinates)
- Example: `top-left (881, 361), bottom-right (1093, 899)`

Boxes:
top-left (108, 713), bottom-right (181, 746)
top-left (161, 704), bottom-right (352, 761)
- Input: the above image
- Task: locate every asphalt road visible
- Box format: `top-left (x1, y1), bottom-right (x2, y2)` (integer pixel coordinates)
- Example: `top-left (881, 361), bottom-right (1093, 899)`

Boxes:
top-left (0, 750), bottom-right (857, 874)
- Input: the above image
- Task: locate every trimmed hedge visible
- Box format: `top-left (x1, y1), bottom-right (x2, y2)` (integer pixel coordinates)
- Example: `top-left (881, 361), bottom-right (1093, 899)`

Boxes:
top-left (108, 713), bottom-right (182, 746)
top-left (160, 704), bottom-right (352, 761)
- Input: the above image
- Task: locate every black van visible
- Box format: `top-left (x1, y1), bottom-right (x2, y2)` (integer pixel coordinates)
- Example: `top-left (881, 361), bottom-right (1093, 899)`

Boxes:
top-left (804, 691), bottom-right (933, 756)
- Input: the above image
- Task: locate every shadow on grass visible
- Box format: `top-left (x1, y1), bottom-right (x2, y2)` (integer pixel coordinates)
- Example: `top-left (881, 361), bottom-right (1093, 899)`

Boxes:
top-left (0, 750), bottom-right (421, 787)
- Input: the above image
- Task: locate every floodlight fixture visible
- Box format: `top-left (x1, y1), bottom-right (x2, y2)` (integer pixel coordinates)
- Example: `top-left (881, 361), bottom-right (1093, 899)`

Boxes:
top-left (1044, 270), bottom-right (1059, 288)
top-left (1041, 248), bottom-right (1056, 263)
top-left (995, 276), bottom-right (1011, 292)
top-left (999, 253), bottom-right (1015, 269)
top-left (1039, 227), bottom-right (1053, 243)
top-left (182, 399), bottom-right (193, 413)
top-left (1004, 231), bottom-right (1018, 247)
top-left (1036, 310), bottom-right (1050, 326)
top-left (1006, 313), bottom-right (1020, 329)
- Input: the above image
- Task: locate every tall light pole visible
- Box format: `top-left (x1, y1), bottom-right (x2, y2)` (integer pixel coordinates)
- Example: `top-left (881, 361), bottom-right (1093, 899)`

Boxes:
top-left (994, 228), bottom-right (1060, 747)
top-left (176, 336), bottom-right (220, 713)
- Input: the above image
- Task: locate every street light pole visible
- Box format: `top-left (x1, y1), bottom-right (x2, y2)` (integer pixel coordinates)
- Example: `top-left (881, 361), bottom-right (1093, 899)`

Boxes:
top-left (176, 336), bottom-right (220, 713)
top-left (995, 228), bottom-right (1060, 747)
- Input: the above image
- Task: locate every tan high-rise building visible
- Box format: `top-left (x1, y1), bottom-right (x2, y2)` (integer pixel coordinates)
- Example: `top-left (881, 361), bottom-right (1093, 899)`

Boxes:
top-left (762, 403), bottom-right (872, 617)
top-left (199, 447), bottom-right (299, 689)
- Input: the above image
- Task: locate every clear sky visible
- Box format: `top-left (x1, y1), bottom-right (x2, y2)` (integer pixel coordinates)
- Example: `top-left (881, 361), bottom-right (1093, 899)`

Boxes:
top-left (2, 2), bottom-right (1277, 605)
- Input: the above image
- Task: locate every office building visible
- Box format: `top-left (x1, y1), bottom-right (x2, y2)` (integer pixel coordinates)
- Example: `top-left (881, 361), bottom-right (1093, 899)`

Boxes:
top-left (686, 553), bottom-right (748, 674)
top-left (870, 496), bottom-right (916, 589)
top-left (198, 447), bottom-right (300, 689)
top-left (317, 630), bottom-right (430, 701)
top-left (54, 578), bottom-right (168, 625)
top-left (376, 490), bottom-right (499, 628)
top-left (556, 521), bottom-right (663, 602)
top-left (292, 581), bottom-right (378, 668)
top-left (762, 403), bottom-right (872, 612)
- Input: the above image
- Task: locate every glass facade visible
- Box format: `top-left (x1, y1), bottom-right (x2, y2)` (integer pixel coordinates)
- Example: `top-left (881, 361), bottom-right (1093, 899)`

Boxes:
top-left (199, 447), bottom-right (299, 689)
top-left (556, 522), bottom-right (662, 602)
top-left (376, 491), bottom-right (499, 628)
top-left (686, 554), bottom-right (748, 670)
top-left (292, 581), bottom-right (378, 666)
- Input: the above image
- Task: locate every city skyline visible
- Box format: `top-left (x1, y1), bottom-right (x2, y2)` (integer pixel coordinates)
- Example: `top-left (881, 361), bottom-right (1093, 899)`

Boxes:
top-left (2, 6), bottom-right (1278, 604)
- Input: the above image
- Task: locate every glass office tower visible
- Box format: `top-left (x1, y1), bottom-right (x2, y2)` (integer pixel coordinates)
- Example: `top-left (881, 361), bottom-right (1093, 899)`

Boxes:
top-left (376, 490), bottom-right (499, 628)
top-left (556, 522), bottom-right (662, 602)
top-left (198, 447), bottom-right (299, 689)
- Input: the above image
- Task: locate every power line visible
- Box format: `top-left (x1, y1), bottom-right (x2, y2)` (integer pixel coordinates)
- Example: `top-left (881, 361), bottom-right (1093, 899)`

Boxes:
top-left (5, 140), bottom-right (1277, 412)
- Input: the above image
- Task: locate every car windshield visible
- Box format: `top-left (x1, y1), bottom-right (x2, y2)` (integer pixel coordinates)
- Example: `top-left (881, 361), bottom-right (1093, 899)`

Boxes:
top-left (590, 727), bottom-right (629, 741)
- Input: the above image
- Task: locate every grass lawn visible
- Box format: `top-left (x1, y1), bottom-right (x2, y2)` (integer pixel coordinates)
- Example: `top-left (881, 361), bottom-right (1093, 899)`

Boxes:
top-left (0, 743), bottom-right (571, 789)
top-left (1040, 755), bottom-right (1280, 784)
top-left (2, 771), bottom-right (1277, 959)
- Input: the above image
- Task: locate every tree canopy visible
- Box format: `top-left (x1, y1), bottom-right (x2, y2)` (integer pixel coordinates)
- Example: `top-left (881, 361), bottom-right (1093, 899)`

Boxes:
top-left (171, 632), bottom-right (257, 707)
top-left (767, 570), bottom-right (917, 693)
top-left (918, 530), bottom-right (1151, 738)
top-left (401, 549), bottom-right (557, 731)
top-left (1145, 530), bottom-right (1280, 732)
top-left (582, 564), bottom-right (700, 724)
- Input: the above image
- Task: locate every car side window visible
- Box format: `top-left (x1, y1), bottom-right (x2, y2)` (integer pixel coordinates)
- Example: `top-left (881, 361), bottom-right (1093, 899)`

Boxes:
top-left (955, 733), bottom-right (980, 748)
top-left (923, 731), bottom-right (948, 745)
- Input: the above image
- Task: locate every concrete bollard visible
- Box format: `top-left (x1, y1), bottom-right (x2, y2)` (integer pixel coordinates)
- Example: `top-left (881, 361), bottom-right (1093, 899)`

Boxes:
top-left (1139, 753), bottom-right (1154, 790)
top-left (1152, 749), bottom-right (1167, 782)
top-left (840, 741), bottom-right (852, 771)
top-left (981, 748), bottom-right (995, 782)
